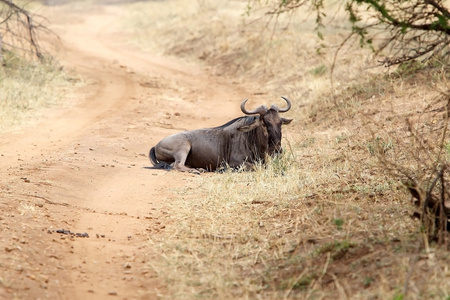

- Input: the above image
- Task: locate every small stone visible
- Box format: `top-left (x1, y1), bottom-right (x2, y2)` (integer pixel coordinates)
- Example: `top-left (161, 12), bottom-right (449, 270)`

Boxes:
top-left (123, 263), bottom-right (131, 269)
top-left (108, 291), bottom-right (117, 296)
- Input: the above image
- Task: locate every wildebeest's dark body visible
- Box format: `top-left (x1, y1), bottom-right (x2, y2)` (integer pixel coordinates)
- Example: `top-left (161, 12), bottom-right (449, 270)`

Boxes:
top-left (149, 97), bottom-right (293, 173)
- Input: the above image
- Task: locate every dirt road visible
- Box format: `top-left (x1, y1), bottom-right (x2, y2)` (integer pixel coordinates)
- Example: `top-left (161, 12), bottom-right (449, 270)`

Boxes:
top-left (0, 2), bottom-right (256, 299)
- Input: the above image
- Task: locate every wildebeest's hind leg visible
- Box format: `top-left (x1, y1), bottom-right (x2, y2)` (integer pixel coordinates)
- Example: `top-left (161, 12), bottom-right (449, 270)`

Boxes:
top-left (156, 139), bottom-right (202, 174)
top-left (172, 143), bottom-right (202, 174)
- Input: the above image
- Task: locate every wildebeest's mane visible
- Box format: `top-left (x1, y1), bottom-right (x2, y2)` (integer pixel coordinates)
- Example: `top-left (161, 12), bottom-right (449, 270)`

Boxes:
top-left (211, 115), bottom-right (266, 166)
top-left (213, 116), bottom-right (257, 129)
top-left (216, 115), bottom-right (267, 161)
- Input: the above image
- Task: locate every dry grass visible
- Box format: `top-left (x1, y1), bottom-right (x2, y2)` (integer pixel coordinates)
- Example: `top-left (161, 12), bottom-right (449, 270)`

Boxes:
top-left (148, 149), bottom-right (449, 299)
top-left (0, 52), bottom-right (73, 130)
top-left (117, 0), bottom-right (450, 299)
top-left (0, 1), bottom-right (78, 130)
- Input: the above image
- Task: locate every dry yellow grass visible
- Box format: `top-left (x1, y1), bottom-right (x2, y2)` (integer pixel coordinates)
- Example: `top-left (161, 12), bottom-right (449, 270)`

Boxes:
top-left (117, 0), bottom-right (450, 299)
top-left (0, 1), bottom-right (78, 131)
top-left (0, 53), bottom-right (73, 130)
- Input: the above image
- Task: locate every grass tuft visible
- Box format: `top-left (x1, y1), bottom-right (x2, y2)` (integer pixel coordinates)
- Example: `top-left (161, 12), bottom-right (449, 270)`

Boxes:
top-left (0, 51), bottom-right (72, 130)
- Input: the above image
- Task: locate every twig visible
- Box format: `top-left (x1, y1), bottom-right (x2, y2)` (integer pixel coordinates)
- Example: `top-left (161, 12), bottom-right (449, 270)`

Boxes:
top-left (22, 193), bottom-right (69, 207)
top-left (438, 169), bottom-right (447, 245)
top-left (306, 252), bottom-right (330, 299)
top-left (283, 268), bottom-right (308, 299)
top-left (330, 273), bottom-right (347, 300)
top-left (403, 238), bottom-right (422, 297)
top-left (0, 0), bottom-right (58, 60)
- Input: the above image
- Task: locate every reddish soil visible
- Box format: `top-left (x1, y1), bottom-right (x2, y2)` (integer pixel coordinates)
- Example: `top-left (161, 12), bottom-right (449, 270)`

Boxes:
top-left (0, 3), bottom-right (253, 299)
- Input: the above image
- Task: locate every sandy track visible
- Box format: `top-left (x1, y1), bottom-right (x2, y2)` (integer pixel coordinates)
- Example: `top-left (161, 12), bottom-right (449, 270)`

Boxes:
top-left (0, 2), bottom-right (251, 299)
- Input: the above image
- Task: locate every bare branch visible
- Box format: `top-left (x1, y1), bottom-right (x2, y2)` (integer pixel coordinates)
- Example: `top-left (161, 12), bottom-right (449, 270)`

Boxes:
top-left (254, 0), bottom-right (450, 67)
top-left (0, 0), bottom-right (58, 61)
top-left (424, 0), bottom-right (450, 19)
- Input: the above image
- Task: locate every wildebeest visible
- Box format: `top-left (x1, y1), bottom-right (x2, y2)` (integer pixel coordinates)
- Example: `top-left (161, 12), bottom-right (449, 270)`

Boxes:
top-left (149, 97), bottom-right (293, 174)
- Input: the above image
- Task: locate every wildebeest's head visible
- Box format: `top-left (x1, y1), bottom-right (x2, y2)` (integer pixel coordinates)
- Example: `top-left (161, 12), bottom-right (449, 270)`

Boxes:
top-left (239, 97), bottom-right (293, 154)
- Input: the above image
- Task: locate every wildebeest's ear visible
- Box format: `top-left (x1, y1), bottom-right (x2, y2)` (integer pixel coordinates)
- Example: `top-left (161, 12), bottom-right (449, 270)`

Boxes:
top-left (281, 118), bottom-right (293, 125)
top-left (237, 119), bottom-right (263, 132)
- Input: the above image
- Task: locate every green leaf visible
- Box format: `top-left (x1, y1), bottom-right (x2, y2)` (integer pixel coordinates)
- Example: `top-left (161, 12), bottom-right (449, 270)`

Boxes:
top-left (317, 31), bottom-right (324, 40)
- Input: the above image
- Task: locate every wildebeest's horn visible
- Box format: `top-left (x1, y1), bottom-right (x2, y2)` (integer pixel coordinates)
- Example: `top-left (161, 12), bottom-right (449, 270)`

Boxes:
top-left (241, 99), bottom-right (268, 115)
top-left (272, 96), bottom-right (292, 113)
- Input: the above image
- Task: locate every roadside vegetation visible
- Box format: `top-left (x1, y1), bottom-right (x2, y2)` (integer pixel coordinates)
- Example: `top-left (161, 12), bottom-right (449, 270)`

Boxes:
top-left (0, 52), bottom-right (71, 129)
top-left (123, 0), bottom-right (450, 299)
top-left (0, 0), bottom-right (70, 129)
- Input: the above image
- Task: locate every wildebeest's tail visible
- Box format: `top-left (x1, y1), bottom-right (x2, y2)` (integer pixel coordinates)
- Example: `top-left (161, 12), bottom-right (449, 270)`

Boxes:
top-left (149, 147), bottom-right (173, 170)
